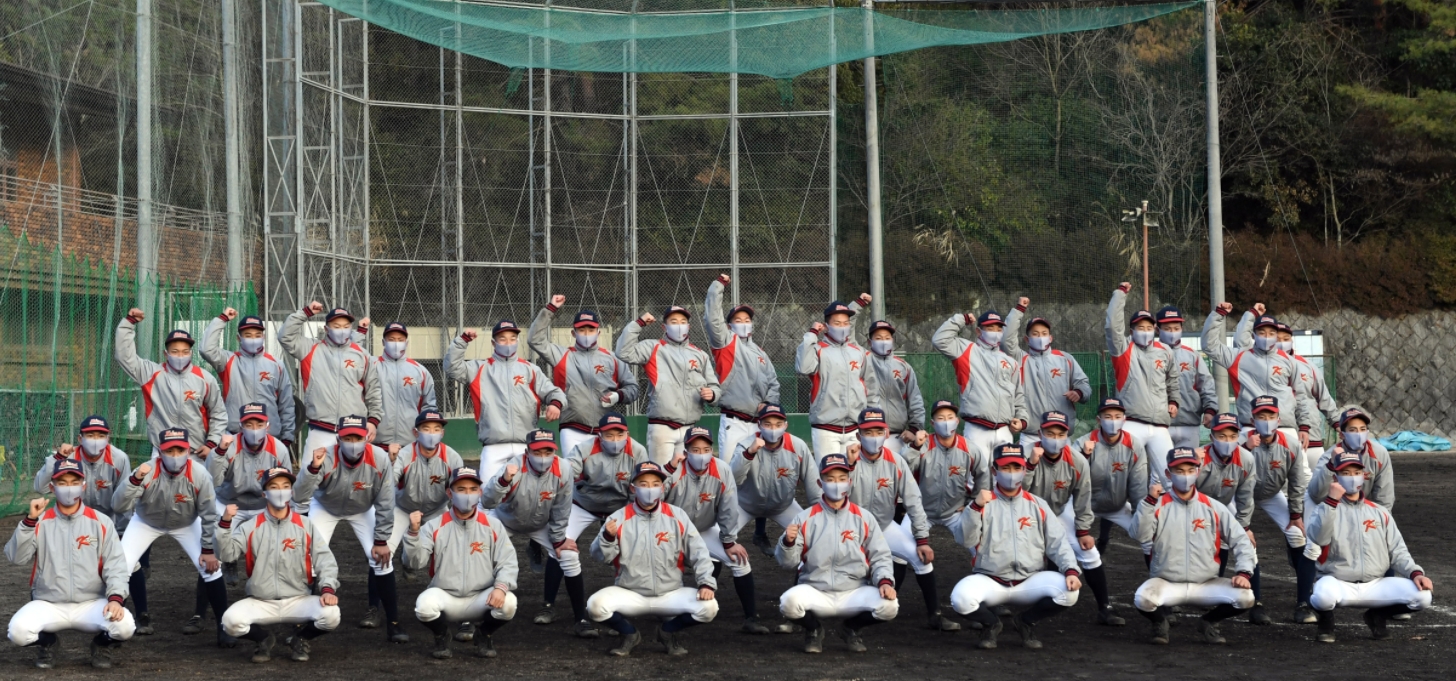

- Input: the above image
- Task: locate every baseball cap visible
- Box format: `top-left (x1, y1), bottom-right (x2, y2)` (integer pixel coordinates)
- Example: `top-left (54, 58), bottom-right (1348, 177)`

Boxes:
top-left (51, 458), bottom-right (86, 481)
top-left (1096, 397), bottom-right (1126, 414)
top-left (79, 415), bottom-right (111, 434)
top-left (631, 461), bottom-right (668, 483)
top-left (1252, 315), bottom-right (1280, 331)
top-left (857, 407), bottom-right (888, 429)
top-left (598, 412), bottom-right (629, 432)
top-left (992, 443), bottom-right (1027, 467)
top-left (336, 415), bottom-right (369, 439)
top-left (1041, 411), bottom-right (1072, 431)
top-left (1154, 306), bottom-right (1184, 325)
top-left (449, 466), bottom-right (484, 486)
top-left (1024, 316), bottom-right (1052, 334)
top-left (930, 399), bottom-right (957, 417)
top-left (1166, 447), bottom-right (1201, 468)
top-left (1129, 310), bottom-right (1155, 327)
top-left (491, 320), bottom-right (520, 337)
top-left (526, 429), bottom-right (558, 451)
top-left (261, 467), bottom-right (296, 485)
top-left (381, 321), bottom-right (408, 337)
top-left (240, 403), bottom-right (269, 423)
top-left (1274, 322), bottom-right (1292, 335)
top-left (158, 428), bottom-right (190, 451)
top-left (237, 315), bottom-right (266, 332)
top-left (868, 320), bottom-right (896, 336)
top-left (662, 305), bottom-right (692, 321)
top-left (1329, 449), bottom-right (1365, 472)
top-left (1209, 413), bottom-right (1240, 433)
top-left (819, 453), bottom-right (852, 475)
top-left (164, 329), bottom-right (195, 347)
top-left (823, 301), bottom-right (854, 319)
top-left (756, 403), bottom-right (787, 421)
top-left (1337, 407), bottom-right (1370, 429)
top-left (414, 409), bottom-right (447, 427)
top-left (684, 426), bottom-right (713, 447)
top-left (572, 310), bottom-right (601, 329)
top-left (976, 311), bottom-right (1005, 327)
top-left (325, 307), bottom-right (354, 323)
top-left (1252, 395), bottom-right (1279, 415)
top-left (727, 303), bottom-right (755, 321)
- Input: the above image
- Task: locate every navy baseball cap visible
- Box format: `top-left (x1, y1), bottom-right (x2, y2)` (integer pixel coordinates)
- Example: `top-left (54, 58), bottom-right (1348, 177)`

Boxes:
top-left (262, 467), bottom-right (296, 485)
top-left (1338, 407), bottom-right (1370, 429)
top-left (756, 403), bottom-right (787, 421)
top-left (930, 399), bottom-right (957, 417)
top-left (858, 407), bottom-right (888, 429)
top-left (727, 303), bottom-right (756, 321)
top-left (598, 411), bottom-right (629, 432)
top-left (823, 301), bottom-right (855, 319)
top-left (868, 320), bottom-right (896, 336)
top-left (237, 315), bottom-right (266, 332)
top-left (325, 307), bottom-right (354, 323)
top-left (158, 428), bottom-right (190, 450)
top-left (662, 305), bottom-right (692, 321)
top-left (449, 466), bottom-right (484, 486)
top-left (1252, 315), bottom-right (1280, 331)
top-left (631, 461), bottom-right (668, 483)
top-left (1096, 397), bottom-right (1126, 414)
top-left (819, 453), bottom-right (852, 474)
top-left (1210, 413), bottom-right (1240, 433)
top-left (976, 311), bottom-right (1005, 327)
top-left (165, 329), bottom-right (195, 347)
top-left (1166, 447), bottom-right (1201, 468)
top-left (1329, 449), bottom-right (1365, 471)
top-left (1129, 309), bottom-right (1155, 327)
top-left (526, 429), bottom-right (558, 451)
top-left (1155, 306), bottom-right (1184, 324)
top-left (1252, 395), bottom-right (1279, 415)
top-left (1024, 316), bottom-right (1052, 333)
top-left (240, 403), bottom-right (269, 423)
top-left (415, 409), bottom-right (446, 427)
top-left (79, 415), bottom-right (111, 434)
top-left (492, 320), bottom-right (520, 337)
top-left (382, 322), bottom-right (408, 337)
top-left (684, 426), bottom-right (713, 447)
top-left (51, 458), bottom-right (86, 481)
top-left (1274, 322), bottom-right (1292, 335)
top-left (992, 443), bottom-right (1027, 467)
top-left (572, 310), bottom-right (601, 329)
top-left (1041, 410), bottom-right (1072, 431)
top-left (336, 415), bottom-right (369, 438)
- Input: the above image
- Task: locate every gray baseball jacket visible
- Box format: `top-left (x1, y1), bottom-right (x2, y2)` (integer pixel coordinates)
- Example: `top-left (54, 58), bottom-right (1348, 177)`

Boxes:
top-left (775, 501), bottom-right (895, 593)
top-left (1105, 288), bottom-right (1180, 426)
top-left (1306, 441), bottom-right (1394, 510)
top-left (279, 308), bottom-right (384, 431)
top-left (1193, 444), bottom-right (1258, 528)
top-left (114, 458), bottom-right (219, 550)
top-left (200, 316), bottom-right (297, 438)
top-left (405, 509), bottom-right (519, 598)
top-left (592, 502), bottom-right (717, 596)
top-left (371, 355), bottom-right (437, 446)
top-left (730, 435), bottom-right (820, 519)
top-left (932, 315), bottom-right (1028, 428)
top-left (664, 457), bottom-right (740, 545)
top-left (1003, 306), bottom-right (1091, 435)
top-left (868, 352), bottom-right (926, 434)
top-left (1075, 430), bottom-right (1150, 516)
top-left (294, 444), bottom-right (395, 543)
top-left (567, 436), bottom-right (650, 517)
top-left (1247, 429), bottom-right (1309, 516)
top-left (392, 443), bottom-right (464, 517)
top-left (445, 336), bottom-right (566, 445)
top-left (704, 278), bottom-right (781, 420)
top-left (208, 436), bottom-right (293, 511)
top-left (830, 450), bottom-right (929, 541)
top-left (116, 318), bottom-right (229, 450)
top-left (1025, 445), bottom-right (1093, 536)
top-left (796, 331), bottom-right (880, 428)
top-left (1233, 313), bottom-right (1340, 439)
top-left (33, 448), bottom-right (131, 520)
top-left (7, 504), bottom-right (129, 604)
top-left (1136, 491), bottom-right (1256, 582)
top-left (1200, 311), bottom-right (1315, 430)
top-left (1169, 344), bottom-right (1219, 428)
top-left (912, 435), bottom-right (990, 523)
top-left (217, 510), bottom-right (339, 600)
top-left (483, 455), bottom-right (573, 543)
top-left (528, 305), bottom-right (640, 430)
top-left (959, 488), bottom-right (1079, 581)
top-left (616, 321), bottom-right (720, 427)
top-left (1307, 495), bottom-right (1422, 582)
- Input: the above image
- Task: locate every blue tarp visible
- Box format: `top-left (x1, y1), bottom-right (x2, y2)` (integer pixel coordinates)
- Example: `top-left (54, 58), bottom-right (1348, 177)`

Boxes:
top-left (1377, 431), bottom-right (1452, 452)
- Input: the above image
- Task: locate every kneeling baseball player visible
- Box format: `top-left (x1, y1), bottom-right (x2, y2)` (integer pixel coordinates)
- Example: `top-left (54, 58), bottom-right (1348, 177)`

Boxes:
top-left (7, 460), bottom-right (134, 669)
top-left (1133, 448), bottom-right (1256, 645)
top-left (406, 466), bottom-right (518, 659)
top-left (217, 468), bottom-right (339, 663)
top-left (1307, 450), bottom-right (1432, 643)
top-left (776, 453), bottom-right (899, 654)
top-left (951, 443), bottom-right (1080, 649)
top-left (587, 461), bottom-right (718, 656)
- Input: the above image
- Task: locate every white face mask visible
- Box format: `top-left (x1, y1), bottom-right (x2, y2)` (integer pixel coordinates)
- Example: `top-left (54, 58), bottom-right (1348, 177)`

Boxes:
top-left (1169, 472), bottom-right (1198, 493)
top-left (664, 323), bottom-right (690, 342)
top-left (493, 341), bottom-right (517, 360)
top-left (161, 452), bottom-right (188, 474)
top-left (327, 326), bottom-right (353, 345)
top-left (451, 491), bottom-right (482, 513)
top-left (1253, 419), bottom-right (1277, 437)
top-left (527, 453), bottom-right (555, 473)
top-left (266, 488), bottom-right (293, 509)
top-left (1211, 439), bottom-right (1239, 459)
top-left (574, 331), bottom-right (599, 350)
top-left (53, 483), bottom-right (85, 506)
top-left (858, 434), bottom-right (886, 456)
top-left (730, 322), bottom-right (753, 339)
top-left (600, 436), bottom-right (627, 456)
top-left (1278, 340), bottom-right (1294, 354)
top-left (995, 470), bottom-right (1024, 492)
top-left (687, 452), bottom-right (713, 471)
top-left (824, 325), bottom-right (850, 343)
top-left (932, 419), bottom-right (958, 439)
top-left (1041, 435), bottom-right (1068, 453)
top-left (821, 480), bottom-right (851, 501)
top-left (338, 440), bottom-right (366, 463)
top-left (1253, 334), bottom-right (1276, 352)
top-left (416, 430), bottom-right (443, 450)
top-left (1027, 336), bottom-right (1051, 352)
top-left (242, 427), bottom-right (269, 448)
top-left (1343, 431), bottom-right (1367, 451)
top-left (634, 485), bottom-right (663, 507)
top-left (870, 339), bottom-right (894, 357)
top-left (166, 353), bottom-right (192, 372)
top-left (384, 340), bottom-right (407, 360)
top-left (239, 336), bottom-right (265, 355)
top-left (1131, 329), bottom-right (1155, 347)
top-left (759, 426), bottom-right (786, 444)
top-left (979, 330), bottom-right (1003, 346)
top-left (1337, 474), bottom-right (1364, 495)
top-left (1099, 417), bottom-right (1124, 437)
top-left (80, 437), bottom-right (109, 457)
top-left (1159, 329), bottom-right (1182, 346)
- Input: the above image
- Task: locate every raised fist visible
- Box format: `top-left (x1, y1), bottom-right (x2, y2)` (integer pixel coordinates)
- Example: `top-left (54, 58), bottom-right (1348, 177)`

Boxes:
top-left (718, 274), bottom-right (731, 285)
top-left (222, 307), bottom-right (238, 321)
top-left (857, 292), bottom-right (872, 306)
top-left (1028, 445), bottom-right (1043, 465)
top-left (56, 443), bottom-right (76, 460)
top-left (28, 497), bottom-right (48, 519)
top-left (1018, 296), bottom-right (1030, 308)
top-left (134, 462), bottom-right (153, 478)
top-left (1082, 439), bottom-right (1096, 456)
top-left (639, 313), bottom-right (657, 325)
top-left (306, 301), bottom-right (325, 315)
top-left (551, 294), bottom-right (566, 308)
top-left (386, 443), bottom-right (402, 462)
top-left (1327, 479), bottom-right (1346, 500)
top-left (223, 504), bottom-right (239, 521)
top-left (1215, 302), bottom-right (1233, 316)
top-left (1119, 282), bottom-right (1131, 291)
top-left (356, 317), bottom-right (371, 332)
top-left (409, 510), bottom-right (423, 532)
top-left (127, 307), bottom-right (146, 321)
top-left (1149, 483), bottom-right (1164, 498)
top-left (503, 463), bottom-right (520, 482)
top-left (1252, 303), bottom-right (1266, 316)
top-left (810, 322), bottom-right (826, 335)
top-left (845, 442), bottom-right (861, 464)
top-left (218, 434), bottom-right (234, 453)
top-left (312, 447), bottom-right (327, 467)
top-left (749, 436), bottom-right (766, 454)
top-left (461, 330), bottom-right (479, 343)
top-left (670, 451), bottom-right (686, 470)
top-left (785, 522), bottom-right (800, 543)
top-left (978, 489), bottom-right (994, 506)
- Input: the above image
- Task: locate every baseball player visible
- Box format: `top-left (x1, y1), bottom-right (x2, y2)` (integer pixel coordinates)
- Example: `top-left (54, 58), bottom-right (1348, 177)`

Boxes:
top-left (279, 302), bottom-right (384, 472)
top-left (529, 295), bottom-right (640, 456)
top-left (932, 309), bottom-right (1028, 459)
top-left (370, 322), bottom-right (437, 456)
top-left (861, 320), bottom-right (926, 455)
top-left (704, 274), bottom-right (781, 456)
top-left (952, 443), bottom-right (1081, 649)
top-left (115, 309), bottom-right (228, 454)
top-left (201, 308), bottom-right (297, 450)
top-left (208, 403), bottom-right (293, 587)
top-left (796, 299), bottom-right (880, 460)
top-left (1244, 396), bottom-right (1318, 623)
top-left (1154, 306), bottom-right (1219, 450)
top-left (1307, 451), bottom-right (1432, 643)
top-left (1192, 415), bottom-right (1260, 621)
top-left (1133, 448), bottom-right (1256, 645)
top-left (1306, 407), bottom-right (1394, 510)
top-left (7, 460), bottom-right (134, 669)
top-left (32, 417), bottom-right (131, 529)
top-left (448, 320), bottom-right (565, 478)
top-left (1200, 303), bottom-right (1315, 452)
top-left (776, 453), bottom-right (899, 654)
top-left (293, 415), bottom-right (405, 642)
top-left (406, 466), bottom-right (519, 659)
top-left (906, 401), bottom-right (991, 549)
top-left (482, 430), bottom-right (576, 633)
top-left (1234, 306), bottom-right (1340, 470)
top-left (664, 427), bottom-right (787, 634)
top-left (386, 409), bottom-right (464, 589)
top-left (1002, 297), bottom-right (1091, 448)
top-left (1104, 283), bottom-right (1179, 474)
top-left (730, 403), bottom-right (820, 556)
top-left (615, 306), bottom-right (720, 464)
top-left (1075, 399), bottom-right (1149, 626)
top-left (543, 412), bottom-right (649, 636)
top-left (216, 467), bottom-right (339, 663)
top-left (587, 461), bottom-right (719, 657)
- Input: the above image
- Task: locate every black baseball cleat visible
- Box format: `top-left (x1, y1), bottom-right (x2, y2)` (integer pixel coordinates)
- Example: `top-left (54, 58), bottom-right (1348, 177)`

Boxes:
top-left (251, 631), bottom-right (276, 663)
top-left (752, 534), bottom-right (774, 557)
top-left (977, 617), bottom-right (1003, 649)
top-left (34, 636), bottom-right (57, 669)
top-left (134, 611), bottom-right (154, 636)
top-left (1248, 602), bottom-right (1272, 625)
top-left (837, 625), bottom-right (868, 653)
top-left (657, 627), bottom-right (688, 656)
top-left (1097, 606), bottom-right (1126, 627)
top-left (1012, 615), bottom-right (1042, 650)
top-left (929, 611), bottom-right (962, 631)
top-left (803, 626), bottom-right (825, 654)
top-left (454, 620), bottom-right (475, 642)
top-left (217, 629), bottom-right (239, 648)
top-left (387, 622), bottom-right (410, 643)
top-left (1149, 618), bottom-right (1170, 645)
top-left (1196, 619), bottom-right (1227, 645)
top-left (90, 639), bottom-right (114, 669)
top-left (607, 630), bottom-right (641, 656)
top-left (358, 607), bottom-right (382, 629)
top-left (475, 634), bottom-right (497, 658)
top-left (1364, 610), bottom-right (1391, 640)
top-left (741, 617), bottom-right (771, 634)
top-left (286, 634), bottom-right (311, 662)
top-left (182, 614), bottom-right (204, 635)
top-left (533, 604), bottom-right (555, 625)
top-left (574, 619), bottom-right (601, 638)
top-left (431, 632), bottom-right (452, 659)
top-left (1291, 604), bottom-right (1317, 624)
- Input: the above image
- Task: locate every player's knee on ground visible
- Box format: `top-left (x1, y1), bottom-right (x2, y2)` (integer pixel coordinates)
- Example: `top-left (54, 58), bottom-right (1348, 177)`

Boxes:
top-left (692, 596), bottom-right (720, 623)
top-left (1134, 579), bottom-right (1166, 612)
top-left (316, 604), bottom-right (342, 631)
top-left (492, 592), bottom-right (519, 621)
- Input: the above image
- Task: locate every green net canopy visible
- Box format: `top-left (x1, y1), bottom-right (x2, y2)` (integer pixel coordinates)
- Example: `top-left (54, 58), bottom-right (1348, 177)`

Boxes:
top-left (315, 0), bottom-right (1198, 78)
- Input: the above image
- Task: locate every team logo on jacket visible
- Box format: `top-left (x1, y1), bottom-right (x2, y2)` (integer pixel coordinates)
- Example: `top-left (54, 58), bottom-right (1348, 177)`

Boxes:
top-left (594, 365), bottom-right (607, 374)
top-left (174, 493), bottom-right (190, 504)
top-left (1000, 360), bottom-right (1011, 370)
top-left (892, 370), bottom-right (902, 380)
top-left (1271, 366), bottom-right (1284, 377)
top-left (688, 360), bottom-right (700, 370)
top-left (95, 480), bottom-right (109, 490)
top-left (1222, 478), bottom-right (1234, 488)
top-left (403, 376), bottom-right (416, 387)
top-left (849, 361), bottom-right (860, 371)
top-left (840, 530), bottom-right (856, 542)
top-left (698, 492), bottom-right (712, 504)
top-left (655, 532), bottom-right (671, 545)
top-left (281, 538), bottom-right (298, 551)
top-left (75, 535), bottom-right (93, 549)
top-left (877, 478), bottom-right (890, 489)
top-left (616, 472), bottom-right (628, 482)
top-left (353, 481), bottom-right (368, 491)
top-left (1180, 362), bottom-right (1191, 372)
top-left (344, 359), bottom-right (356, 369)
top-left (776, 467), bottom-right (791, 479)
top-left (471, 541), bottom-right (485, 554)
top-left (1050, 368), bottom-right (1063, 378)
top-left (1054, 480), bottom-right (1067, 490)
top-left (1017, 517), bottom-right (1032, 530)
top-left (1154, 359), bottom-right (1165, 370)
top-left (1111, 462), bottom-right (1126, 472)
top-left (1301, 373), bottom-right (1310, 383)
top-left (183, 390), bottom-right (198, 402)
top-left (758, 357), bottom-right (766, 364)
top-left (259, 371), bottom-right (273, 382)
top-left (429, 475), bottom-right (445, 485)
top-left (1191, 518), bottom-right (1208, 531)
top-left (1269, 460), bottom-right (1282, 469)
top-left (948, 465), bottom-right (962, 476)
top-left (1363, 519), bottom-right (1377, 533)
top-left (539, 491), bottom-right (553, 502)
top-left (513, 376), bottom-right (525, 386)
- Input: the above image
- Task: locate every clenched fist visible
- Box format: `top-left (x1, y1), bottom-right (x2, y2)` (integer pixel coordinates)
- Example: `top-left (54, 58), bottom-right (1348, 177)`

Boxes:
top-left (698, 387), bottom-right (714, 402)
top-left (784, 522), bottom-right (800, 543)
top-left (221, 307), bottom-right (238, 321)
top-left (409, 510), bottom-right (423, 532)
top-left (28, 497), bottom-right (49, 519)
top-left (670, 451), bottom-right (686, 470)
top-left (604, 517), bottom-right (621, 538)
top-left (747, 436), bottom-right (766, 454)
top-left (545, 405), bottom-right (561, 421)
top-left (1215, 302), bottom-right (1233, 317)
top-left (1252, 303), bottom-right (1266, 316)
top-left (551, 294), bottom-right (566, 308)
top-left (1149, 483), bottom-right (1164, 498)
top-left (809, 322), bottom-right (826, 335)
top-left (1327, 479), bottom-right (1346, 500)
top-left (312, 448), bottom-right (328, 467)
top-left (845, 442), bottom-right (861, 464)
top-left (128, 307), bottom-right (146, 321)
top-left (218, 434), bottom-right (234, 453)
top-left (56, 443), bottom-right (76, 460)
top-left (857, 293), bottom-right (872, 306)
top-left (1082, 440), bottom-right (1095, 456)
top-left (1018, 296), bottom-right (1030, 308)
top-left (134, 462), bottom-right (153, 478)
top-left (306, 301), bottom-right (325, 316)
top-left (356, 317), bottom-right (371, 333)
top-left (461, 330), bottom-right (479, 343)
top-left (222, 504), bottom-right (239, 522)
top-left (718, 273), bottom-right (731, 285)
top-left (978, 489), bottom-right (994, 506)
top-left (638, 313), bottom-right (657, 325)
top-left (387, 443), bottom-right (402, 462)
top-left (502, 463), bottom-right (520, 483)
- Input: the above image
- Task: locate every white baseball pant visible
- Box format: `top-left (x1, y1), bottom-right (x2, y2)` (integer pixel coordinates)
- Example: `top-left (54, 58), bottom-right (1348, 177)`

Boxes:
top-left (1256, 492), bottom-right (1306, 548)
top-left (717, 416), bottom-right (758, 461)
top-left (387, 506), bottom-right (444, 559)
top-left (1169, 425), bottom-right (1202, 450)
top-left (220, 595), bottom-right (340, 637)
top-left (810, 429), bottom-right (859, 463)
top-left (487, 509), bottom-right (585, 577)
top-left (7, 599), bottom-right (136, 646)
top-left (1058, 503), bottom-right (1102, 569)
top-left (1302, 444), bottom-right (1325, 477)
top-left (779, 584), bottom-right (898, 622)
top-left (297, 429), bottom-right (340, 513)
top-left (587, 586), bottom-right (718, 624)
top-left (647, 424), bottom-right (692, 465)
top-left (1124, 421), bottom-right (1174, 485)
top-left (950, 572), bottom-right (1080, 615)
top-left (559, 429), bottom-right (595, 460)
top-left (701, 523), bottom-right (752, 577)
top-left (1134, 578), bottom-right (1256, 611)
top-left (1096, 504), bottom-right (1152, 554)
top-left (121, 514), bottom-right (222, 581)
top-left (881, 520), bottom-right (932, 575)
top-left (309, 504), bottom-right (392, 575)
top-left (902, 512), bottom-right (965, 547)
top-left (962, 422), bottom-right (1012, 461)
top-left (734, 500), bottom-right (804, 537)
top-left (415, 587), bottom-right (518, 624)
top-left (480, 443), bottom-right (527, 484)
top-left (1310, 576), bottom-right (1432, 612)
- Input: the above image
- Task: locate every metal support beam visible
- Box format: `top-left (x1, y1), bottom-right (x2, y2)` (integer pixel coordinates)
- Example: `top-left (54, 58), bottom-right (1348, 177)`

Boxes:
top-left (862, 0), bottom-right (885, 320)
top-left (223, 0), bottom-right (244, 288)
top-left (1205, 0), bottom-right (1229, 410)
top-left (136, 0), bottom-right (155, 347)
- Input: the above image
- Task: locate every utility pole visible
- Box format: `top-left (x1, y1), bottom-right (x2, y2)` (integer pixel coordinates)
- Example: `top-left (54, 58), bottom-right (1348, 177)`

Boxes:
top-left (1205, 0), bottom-right (1229, 410)
top-left (223, 0), bottom-right (244, 290)
top-left (1122, 199), bottom-right (1159, 309)
top-left (862, 0), bottom-right (884, 320)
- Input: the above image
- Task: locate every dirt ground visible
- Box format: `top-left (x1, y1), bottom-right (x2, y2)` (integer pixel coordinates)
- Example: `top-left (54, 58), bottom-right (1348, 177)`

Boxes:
top-left (2, 453), bottom-right (1453, 680)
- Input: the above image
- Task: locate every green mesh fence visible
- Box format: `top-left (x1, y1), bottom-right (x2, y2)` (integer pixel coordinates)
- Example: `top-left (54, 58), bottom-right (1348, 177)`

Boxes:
top-left (313, 0), bottom-right (1198, 78)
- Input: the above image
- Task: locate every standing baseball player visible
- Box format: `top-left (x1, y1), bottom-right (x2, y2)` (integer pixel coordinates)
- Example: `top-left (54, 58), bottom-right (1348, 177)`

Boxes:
top-left (386, 409), bottom-right (464, 590)
top-left (1103, 283), bottom-right (1179, 473)
top-left (293, 415), bottom-right (405, 642)
top-left (115, 309), bottom-right (229, 455)
top-left (862, 320), bottom-right (926, 455)
top-left (370, 322), bottom-right (437, 457)
top-left (279, 302), bottom-right (383, 470)
top-left (615, 306), bottom-right (720, 464)
top-left (201, 308), bottom-right (297, 451)
top-left (209, 403), bottom-right (294, 588)
top-left (1306, 407), bottom-right (1394, 510)
top-left (932, 308), bottom-right (1028, 458)
top-left (1244, 395), bottom-right (1318, 623)
top-left (448, 320), bottom-right (565, 478)
top-left (1075, 399), bottom-right (1149, 626)
top-left (406, 466), bottom-right (519, 659)
top-left (1200, 302), bottom-right (1315, 452)
top-left (587, 461), bottom-right (719, 657)
top-left (1002, 297), bottom-right (1091, 449)
top-left (32, 417), bottom-right (131, 531)
top-left (704, 274), bottom-right (781, 456)
top-left (730, 403), bottom-right (820, 556)
top-left (1133, 448), bottom-right (1256, 645)
top-left (113, 427), bottom-right (229, 644)
top-left (1307, 451), bottom-right (1432, 643)
top-left (7, 460), bottom-right (134, 669)
top-left (1233, 306), bottom-right (1340, 470)
top-left (776, 453), bottom-right (899, 654)
top-left (529, 295), bottom-right (640, 456)
top-left (1154, 306), bottom-right (1219, 450)
top-left (482, 430), bottom-right (577, 633)
top-left (216, 468), bottom-right (340, 663)
top-left (951, 443), bottom-right (1081, 649)
top-left (907, 401), bottom-right (991, 549)
top-left (796, 300), bottom-right (880, 460)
